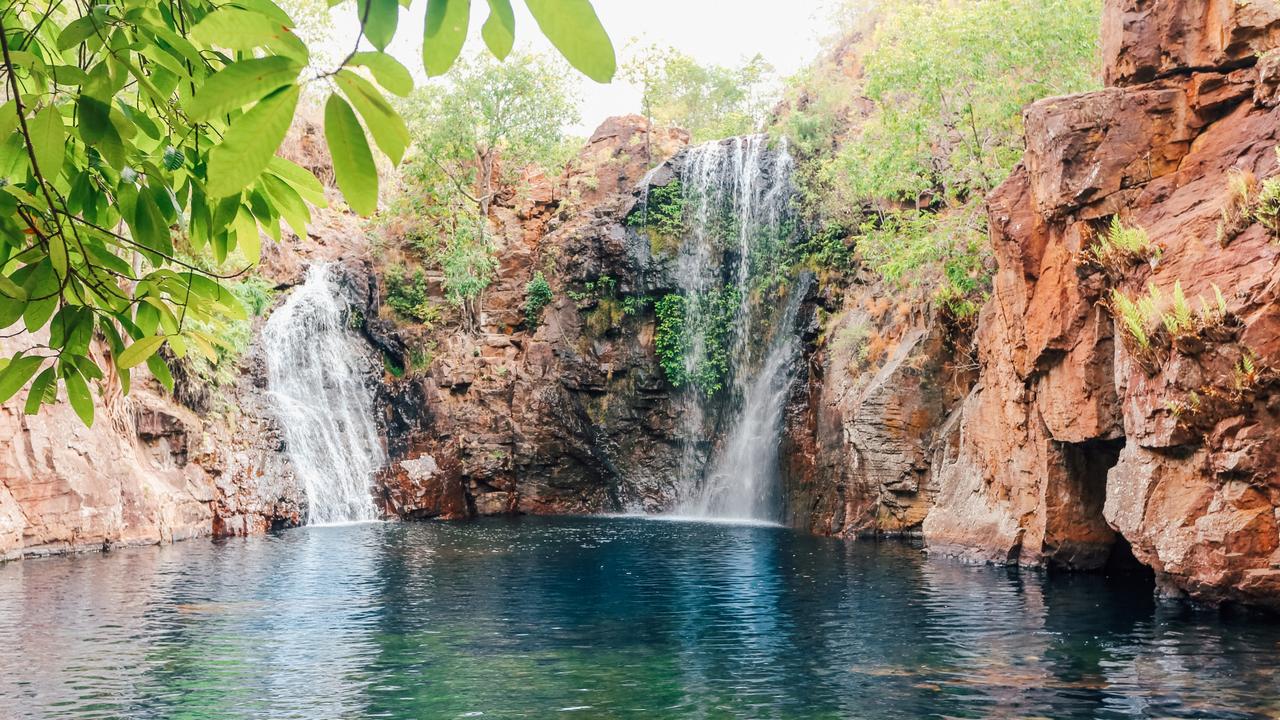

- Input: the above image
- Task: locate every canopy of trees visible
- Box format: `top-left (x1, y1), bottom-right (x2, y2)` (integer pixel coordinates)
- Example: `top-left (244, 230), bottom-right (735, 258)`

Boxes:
top-left (776, 0), bottom-right (1101, 320)
top-left (624, 45), bottom-right (775, 142)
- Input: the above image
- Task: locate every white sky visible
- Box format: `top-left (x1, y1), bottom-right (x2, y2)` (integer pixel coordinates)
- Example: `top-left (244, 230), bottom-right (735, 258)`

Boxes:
top-left (324, 0), bottom-right (838, 135)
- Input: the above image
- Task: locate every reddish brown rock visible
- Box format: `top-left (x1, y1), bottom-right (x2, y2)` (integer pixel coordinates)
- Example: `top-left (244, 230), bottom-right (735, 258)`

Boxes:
top-left (920, 0), bottom-right (1280, 605)
top-left (1102, 0), bottom-right (1280, 86)
top-left (379, 449), bottom-right (469, 520)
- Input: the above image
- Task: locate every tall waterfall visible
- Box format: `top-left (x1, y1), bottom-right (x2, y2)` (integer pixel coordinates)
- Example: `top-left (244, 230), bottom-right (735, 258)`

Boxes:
top-left (263, 264), bottom-right (384, 524)
top-left (665, 135), bottom-right (805, 523)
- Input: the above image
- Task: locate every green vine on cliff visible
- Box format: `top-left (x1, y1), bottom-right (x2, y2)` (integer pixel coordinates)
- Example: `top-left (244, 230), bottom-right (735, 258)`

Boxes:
top-left (654, 287), bottom-right (739, 396)
top-left (627, 180), bottom-right (686, 256)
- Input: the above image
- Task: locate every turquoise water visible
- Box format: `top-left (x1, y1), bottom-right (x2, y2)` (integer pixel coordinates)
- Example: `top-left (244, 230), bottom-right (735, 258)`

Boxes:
top-left (2, 516), bottom-right (1278, 719)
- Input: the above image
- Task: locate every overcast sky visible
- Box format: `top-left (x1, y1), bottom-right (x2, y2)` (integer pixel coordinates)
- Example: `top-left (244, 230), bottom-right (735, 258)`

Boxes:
top-left (324, 0), bottom-right (839, 135)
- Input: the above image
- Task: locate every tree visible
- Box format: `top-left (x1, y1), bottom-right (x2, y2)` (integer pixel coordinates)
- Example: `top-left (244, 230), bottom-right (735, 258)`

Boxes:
top-left (0, 0), bottom-right (615, 425)
top-left (622, 44), bottom-right (775, 143)
top-left (403, 52), bottom-right (579, 217)
top-left (392, 51), bottom-right (578, 331)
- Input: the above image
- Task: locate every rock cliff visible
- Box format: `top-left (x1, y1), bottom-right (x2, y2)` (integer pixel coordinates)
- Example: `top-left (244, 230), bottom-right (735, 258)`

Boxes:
top-left (375, 116), bottom-right (693, 518)
top-left (786, 0), bottom-right (1280, 608)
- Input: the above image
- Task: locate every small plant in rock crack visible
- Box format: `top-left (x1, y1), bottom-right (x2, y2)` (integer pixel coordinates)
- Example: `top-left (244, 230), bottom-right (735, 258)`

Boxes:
top-left (1217, 170), bottom-right (1259, 247)
top-left (524, 272), bottom-right (554, 328)
top-left (1109, 280), bottom-right (1234, 370)
top-left (1216, 150), bottom-right (1280, 245)
top-left (1166, 347), bottom-right (1277, 435)
top-left (1086, 216), bottom-right (1159, 276)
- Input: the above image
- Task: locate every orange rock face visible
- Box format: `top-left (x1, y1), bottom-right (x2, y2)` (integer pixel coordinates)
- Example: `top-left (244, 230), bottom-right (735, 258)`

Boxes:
top-left (923, 0), bottom-right (1280, 606)
top-left (0, 333), bottom-right (302, 560)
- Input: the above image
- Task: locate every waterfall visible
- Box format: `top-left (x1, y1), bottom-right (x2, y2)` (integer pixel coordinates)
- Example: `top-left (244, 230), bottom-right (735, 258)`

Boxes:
top-left (263, 264), bottom-right (384, 525)
top-left (663, 135), bottom-right (804, 523)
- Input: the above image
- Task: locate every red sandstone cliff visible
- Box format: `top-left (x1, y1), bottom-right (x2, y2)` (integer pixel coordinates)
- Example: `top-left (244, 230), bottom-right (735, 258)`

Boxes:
top-left (923, 0), bottom-right (1280, 605)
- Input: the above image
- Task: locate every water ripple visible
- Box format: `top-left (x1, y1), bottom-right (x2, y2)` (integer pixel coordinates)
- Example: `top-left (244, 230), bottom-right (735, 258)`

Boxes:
top-left (2, 517), bottom-right (1279, 719)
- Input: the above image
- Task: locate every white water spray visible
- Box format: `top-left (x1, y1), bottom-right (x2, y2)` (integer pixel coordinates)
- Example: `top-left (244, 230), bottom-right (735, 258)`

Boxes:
top-left (664, 135), bottom-right (804, 523)
top-left (263, 264), bottom-right (384, 524)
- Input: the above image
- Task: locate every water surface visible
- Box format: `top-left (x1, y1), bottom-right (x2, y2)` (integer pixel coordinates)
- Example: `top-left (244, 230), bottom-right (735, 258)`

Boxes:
top-left (2, 517), bottom-right (1278, 719)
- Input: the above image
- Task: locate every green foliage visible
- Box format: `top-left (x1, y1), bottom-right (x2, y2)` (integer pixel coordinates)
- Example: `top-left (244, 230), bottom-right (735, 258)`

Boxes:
top-left (1088, 216), bottom-right (1157, 272)
top-left (621, 295), bottom-right (651, 316)
top-left (622, 45), bottom-right (775, 142)
top-left (524, 272), bottom-right (553, 327)
top-left (1162, 281), bottom-right (1195, 337)
top-left (399, 52), bottom-right (581, 200)
top-left (1110, 281), bottom-right (1232, 355)
top-left (654, 294), bottom-right (689, 388)
top-left (1255, 176), bottom-right (1280, 238)
top-left (386, 52), bottom-right (578, 329)
top-left (855, 206), bottom-right (992, 320)
top-left (1218, 156), bottom-right (1280, 244)
top-left (653, 288), bottom-right (739, 396)
top-left (626, 180), bottom-right (685, 256)
top-left (1110, 288), bottom-right (1152, 350)
top-left (440, 223), bottom-right (497, 310)
top-left (385, 267), bottom-right (440, 325)
top-left (179, 277), bottom-right (275, 390)
top-left (772, 0), bottom-right (1098, 329)
top-left (0, 0), bottom-right (614, 423)
top-left (836, 0), bottom-right (1101, 204)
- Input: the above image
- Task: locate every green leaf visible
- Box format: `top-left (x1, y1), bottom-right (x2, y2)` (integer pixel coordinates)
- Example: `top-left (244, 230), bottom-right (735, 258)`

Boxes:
top-left (525, 0), bottom-right (615, 82)
top-left (57, 15), bottom-right (102, 51)
top-left (115, 335), bottom-right (166, 370)
top-left (29, 105), bottom-right (64, 180)
top-left (481, 0), bottom-right (516, 60)
top-left (64, 367), bottom-right (94, 426)
top-left (323, 94), bottom-right (379, 215)
top-left (234, 207), bottom-right (262, 263)
top-left (0, 101), bottom-right (18, 140)
top-left (358, 0), bottom-right (400, 51)
top-left (0, 354), bottom-right (43, 405)
top-left (423, 0), bottom-right (470, 77)
top-left (130, 188), bottom-right (174, 257)
top-left (49, 236), bottom-right (68, 280)
top-left (349, 52), bottom-right (414, 97)
top-left (192, 6), bottom-right (308, 61)
top-left (268, 157), bottom-right (328, 206)
top-left (229, 0), bottom-right (295, 25)
top-left (75, 95), bottom-right (123, 167)
top-left (147, 353), bottom-right (174, 394)
top-left (335, 71), bottom-right (409, 164)
top-left (23, 296), bottom-right (57, 334)
top-left (135, 301), bottom-right (160, 336)
top-left (24, 367), bottom-right (55, 414)
top-left (261, 173), bottom-right (311, 238)
top-left (207, 85), bottom-right (301, 198)
top-left (0, 273), bottom-right (26, 301)
top-left (185, 57), bottom-right (300, 122)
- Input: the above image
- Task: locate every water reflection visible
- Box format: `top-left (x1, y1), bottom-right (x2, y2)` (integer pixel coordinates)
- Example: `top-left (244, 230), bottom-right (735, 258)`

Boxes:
top-left (2, 517), bottom-right (1279, 719)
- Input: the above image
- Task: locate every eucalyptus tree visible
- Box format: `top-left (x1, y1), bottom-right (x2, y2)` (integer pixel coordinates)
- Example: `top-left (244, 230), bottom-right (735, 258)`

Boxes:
top-left (0, 0), bottom-right (614, 424)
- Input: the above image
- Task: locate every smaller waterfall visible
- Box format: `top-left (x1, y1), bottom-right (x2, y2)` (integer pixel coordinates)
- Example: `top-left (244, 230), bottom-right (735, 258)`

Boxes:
top-left (686, 281), bottom-right (808, 520)
top-left (662, 135), bottom-right (804, 523)
top-left (263, 264), bottom-right (384, 525)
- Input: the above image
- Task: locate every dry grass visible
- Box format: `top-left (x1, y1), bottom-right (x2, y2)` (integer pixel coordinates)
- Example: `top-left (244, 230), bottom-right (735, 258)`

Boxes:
top-left (1216, 170), bottom-right (1259, 247)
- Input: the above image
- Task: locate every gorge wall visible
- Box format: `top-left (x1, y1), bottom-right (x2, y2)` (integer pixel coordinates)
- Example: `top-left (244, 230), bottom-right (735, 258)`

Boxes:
top-left (783, 0), bottom-right (1280, 608)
